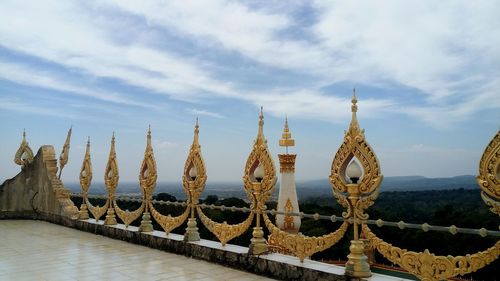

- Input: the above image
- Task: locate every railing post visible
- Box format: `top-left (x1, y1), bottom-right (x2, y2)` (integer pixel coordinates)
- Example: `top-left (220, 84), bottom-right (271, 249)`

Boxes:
top-left (184, 186), bottom-right (200, 242)
top-left (139, 126), bottom-right (156, 233)
top-left (345, 183), bottom-right (371, 278)
top-left (249, 182), bottom-right (267, 255)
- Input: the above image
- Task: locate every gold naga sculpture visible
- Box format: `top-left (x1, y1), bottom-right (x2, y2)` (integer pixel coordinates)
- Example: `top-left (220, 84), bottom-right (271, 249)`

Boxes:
top-left (323, 91), bottom-right (500, 280)
top-left (14, 129), bottom-right (34, 168)
top-left (58, 126), bottom-right (72, 179)
top-left (361, 128), bottom-right (500, 281)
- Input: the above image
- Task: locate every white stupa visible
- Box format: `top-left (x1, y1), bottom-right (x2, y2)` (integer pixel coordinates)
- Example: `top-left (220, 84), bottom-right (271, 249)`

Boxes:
top-left (275, 117), bottom-right (301, 233)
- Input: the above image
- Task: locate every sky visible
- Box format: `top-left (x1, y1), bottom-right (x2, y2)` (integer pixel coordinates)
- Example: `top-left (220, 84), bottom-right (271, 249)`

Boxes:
top-left (0, 0), bottom-right (499, 184)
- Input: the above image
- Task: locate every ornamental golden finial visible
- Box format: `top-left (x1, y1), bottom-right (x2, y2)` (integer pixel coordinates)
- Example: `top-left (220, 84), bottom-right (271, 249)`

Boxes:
top-left (104, 132), bottom-right (118, 225)
top-left (477, 129), bottom-right (500, 215)
top-left (58, 126), bottom-right (72, 179)
top-left (349, 88), bottom-right (361, 134)
top-left (279, 116), bottom-right (295, 153)
top-left (14, 128), bottom-right (34, 167)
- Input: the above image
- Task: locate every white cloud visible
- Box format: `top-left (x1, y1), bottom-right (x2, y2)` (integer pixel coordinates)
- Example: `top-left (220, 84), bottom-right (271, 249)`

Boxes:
top-left (189, 108), bottom-right (224, 119)
top-left (152, 139), bottom-right (178, 150)
top-left (0, 0), bottom-right (498, 127)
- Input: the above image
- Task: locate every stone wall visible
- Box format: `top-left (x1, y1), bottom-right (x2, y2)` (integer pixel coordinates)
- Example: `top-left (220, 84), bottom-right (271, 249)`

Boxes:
top-left (0, 145), bottom-right (78, 218)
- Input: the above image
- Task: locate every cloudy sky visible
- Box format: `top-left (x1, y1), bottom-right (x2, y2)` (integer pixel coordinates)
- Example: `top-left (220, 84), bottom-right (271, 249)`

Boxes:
top-left (0, 0), bottom-right (499, 184)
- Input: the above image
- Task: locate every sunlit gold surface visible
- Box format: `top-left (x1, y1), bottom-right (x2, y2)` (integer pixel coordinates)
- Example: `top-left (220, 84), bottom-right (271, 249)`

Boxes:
top-left (278, 154), bottom-right (296, 173)
top-left (104, 133), bottom-right (118, 225)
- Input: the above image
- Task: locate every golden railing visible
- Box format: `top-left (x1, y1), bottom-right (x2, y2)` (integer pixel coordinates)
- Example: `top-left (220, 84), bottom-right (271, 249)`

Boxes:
top-left (71, 93), bottom-right (499, 281)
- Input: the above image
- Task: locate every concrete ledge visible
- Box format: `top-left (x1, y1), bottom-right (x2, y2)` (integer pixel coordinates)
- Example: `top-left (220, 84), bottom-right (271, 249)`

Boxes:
top-left (1, 211), bottom-right (349, 281)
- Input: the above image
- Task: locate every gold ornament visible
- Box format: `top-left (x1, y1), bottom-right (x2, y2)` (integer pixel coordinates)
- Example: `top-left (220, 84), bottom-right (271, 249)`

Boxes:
top-left (330, 90), bottom-right (383, 199)
top-left (14, 129), bottom-right (34, 167)
top-left (197, 206), bottom-right (255, 246)
top-left (263, 212), bottom-right (349, 262)
top-left (114, 200), bottom-right (145, 227)
top-left (58, 126), bottom-right (72, 179)
top-left (477, 130), bottom-right (500, 215)
top-left (104, 132), bottom-right (118, 225)
top-left (150, 202), bottom-right (190, 234)
top-left (78, 137), bottom-right (92, 220)
top-left (362, 224), bottom-right (500, 281)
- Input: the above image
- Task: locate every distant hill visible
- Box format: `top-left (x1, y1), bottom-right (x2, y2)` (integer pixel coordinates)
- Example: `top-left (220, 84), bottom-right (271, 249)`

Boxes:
top-left (65, 175), bottom-right (479, 201)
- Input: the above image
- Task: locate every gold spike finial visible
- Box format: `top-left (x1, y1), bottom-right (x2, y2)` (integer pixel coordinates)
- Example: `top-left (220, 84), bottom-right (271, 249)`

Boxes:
top-left (348, 89), bottom-right (361, 133)
top-left (255, 106), bottom-right (265, 143)
top-left (192, 118), bottom-right (200, 147)
top-left (279, 116), bottom-right (295, 152)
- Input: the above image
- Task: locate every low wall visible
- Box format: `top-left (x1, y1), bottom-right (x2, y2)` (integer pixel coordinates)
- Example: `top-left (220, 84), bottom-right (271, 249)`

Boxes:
top-left (0, 210), bottom-right (348, 281)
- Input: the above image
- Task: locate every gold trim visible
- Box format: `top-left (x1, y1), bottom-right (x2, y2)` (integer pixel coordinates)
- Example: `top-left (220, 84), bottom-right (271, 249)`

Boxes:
top-left (278, 154), bottom-right (296, 173)
top-left (86, 197), bottom-right (109, 221)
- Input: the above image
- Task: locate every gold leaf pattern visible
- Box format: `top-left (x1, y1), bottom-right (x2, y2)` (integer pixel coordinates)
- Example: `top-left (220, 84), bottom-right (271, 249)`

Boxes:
top-left (263, 212), bottom-right (349, 262)
top-left (114, 200), bottom-right (145, 227)
top-left (197, 206), bottom-right (254, 246)
top-left (149, 202), bottom-right (189, 234)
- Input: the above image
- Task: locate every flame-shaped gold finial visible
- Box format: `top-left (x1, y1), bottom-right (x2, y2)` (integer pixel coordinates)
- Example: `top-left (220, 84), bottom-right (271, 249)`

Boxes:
top-left (256, 106), bottom-right (265, 145)
top-left (279, 116), bottom-right (295, 153)
top-left (14, 129), bottom-right (34, 167)
top-left (58, 126), bottom-right (72, 179)
top-left (348, 88), bottom-right (361, 134)
top-left (193, 118), bottom-right (200, 146)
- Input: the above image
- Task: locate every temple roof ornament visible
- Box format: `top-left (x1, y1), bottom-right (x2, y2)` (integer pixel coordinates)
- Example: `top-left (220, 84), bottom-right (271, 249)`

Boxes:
top-left (279, 116), bottom-right (295, 153)
top-left (14, 129), bottom-right (34, 167)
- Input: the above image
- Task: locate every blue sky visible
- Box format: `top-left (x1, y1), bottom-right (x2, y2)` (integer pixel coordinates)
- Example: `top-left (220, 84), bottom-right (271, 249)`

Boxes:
top-left (0, 0), bottom-right (499, 183)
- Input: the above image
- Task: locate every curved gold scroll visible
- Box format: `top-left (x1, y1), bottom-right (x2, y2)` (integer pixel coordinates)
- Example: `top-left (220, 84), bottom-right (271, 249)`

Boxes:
top-left (150, 201), bottom-right (190, 234)
top-left (14, 130), bottom-right (34, 167)
top-left (362, 224), bottom-right (500, 281)
top-left (263, 212), bottom-right (349, 262)
top-left (86, 198), bottom-right (109, 222)
top-left (477, 130), bottom-right (500, 215)
top-left (330, 93), bottom-right (383, 218)
top-left (114, 200), bottom-right (145, 227)
top-left (197, 206), bottom-right (254, 246)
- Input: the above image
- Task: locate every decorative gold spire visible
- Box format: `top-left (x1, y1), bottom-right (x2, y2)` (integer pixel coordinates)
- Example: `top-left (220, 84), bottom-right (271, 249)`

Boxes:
top-left (140, 126), bottom-right (157, 193)
top-left (14, 129), bottom-right (34, 167)
top-left (193, 117), bottom-right (200, 147)
top-left (349, 88), bottom-right (361, 134)
top-left (104, 132), bottom-right (119, 193)
top-left (256, 106), bottom-right (265, 145)
top-left (58, 126), bottom-right (72, 179)
top-left (279, 116), bottom-right (295, 153)
top-left (79, 136), bottom-right (92, 192)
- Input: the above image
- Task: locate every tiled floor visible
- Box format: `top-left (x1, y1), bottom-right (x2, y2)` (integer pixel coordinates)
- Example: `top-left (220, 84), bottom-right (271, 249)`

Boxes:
top-left (0, 220), bottom-right (276, 281)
